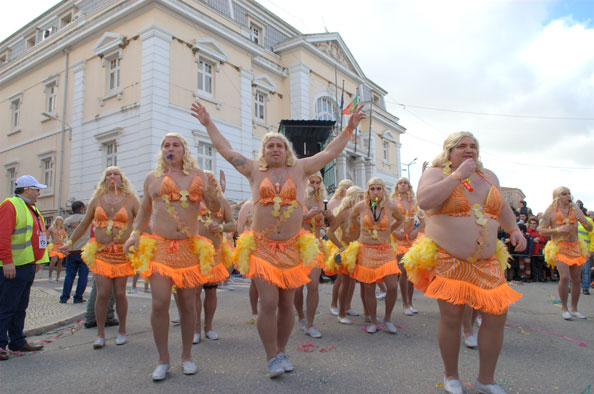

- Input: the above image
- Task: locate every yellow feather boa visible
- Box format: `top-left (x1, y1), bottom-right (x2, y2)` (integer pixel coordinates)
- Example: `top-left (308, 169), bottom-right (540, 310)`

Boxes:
top-left (81, 240), bottom-right (99, 270)
top-left (47, 243), bottom-right (54, 255)
top-left (325, 242), bottom-right (340, 272)
top-left (233, 231), bottom-right (255, 275)
top-left (342, 241), bottom-right (359, 274)
top-left (130, 236), bottom-right (156, 274)
top-left (297, 231), bottom-right (320, 268)
top-left (580, 239), bottom-right (589, 257)
top-left (193, 237), bottom-right (215, 275)
top-left (402, 236), bottom-right (438, 272)
top-left (495, 240), bottom-right (512, 271)
top-left (544, 240), bottom-right (560, 268)
top-left (221, 242), bottom-right (233, 268)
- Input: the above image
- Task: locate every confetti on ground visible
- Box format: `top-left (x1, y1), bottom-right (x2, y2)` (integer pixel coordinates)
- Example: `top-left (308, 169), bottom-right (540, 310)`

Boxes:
top-left (506, 322), bottom-right (586, 347)
top-left (297, 341), bottom-right (336, 353)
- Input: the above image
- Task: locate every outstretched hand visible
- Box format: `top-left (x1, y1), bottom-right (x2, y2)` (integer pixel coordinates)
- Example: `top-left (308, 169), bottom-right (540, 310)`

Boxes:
top-left (190, 101), bottom-right (211, 126)
top-left (510, 230), bottom-right (527, 252)
top-left (346, 104), bottom-right (367, 131)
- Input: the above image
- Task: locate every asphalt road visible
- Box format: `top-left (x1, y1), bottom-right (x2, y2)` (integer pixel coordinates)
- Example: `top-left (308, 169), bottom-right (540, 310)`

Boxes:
top-left (1, 279), bottom-right (592, 394)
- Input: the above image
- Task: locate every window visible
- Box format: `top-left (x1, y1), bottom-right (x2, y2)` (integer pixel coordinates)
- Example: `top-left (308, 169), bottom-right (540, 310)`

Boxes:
top-left (314, 97), bottom-right (337, 121)
top-left (250, 23), bottom-right (262, 44)
top-left (105, 141), bottom-right (117, 167)
top-left (196, 142), bottom-right (214, 172)
top-left (254, 91), bottom-right (265, 121)
top-left (0, 51), bottom-right (8, 66)
top-left (60, 12), bottom-right (73, 29)
top-left (46, 82), bottom-right (57, 114)
top-left (7, 167), bottom-right (16, 194)
top-left (26, 33), bottom-right (37, 49)
top-left (41, 157), bottom-right (53, 189)
top-left (108, 56), bottom-right (120, 92)
top-left (9, 95), bottom-right (22, 132)
top-left (197, 59), bottom-right (213, 96)
top-left (383, 141), bottom-right (389, 162)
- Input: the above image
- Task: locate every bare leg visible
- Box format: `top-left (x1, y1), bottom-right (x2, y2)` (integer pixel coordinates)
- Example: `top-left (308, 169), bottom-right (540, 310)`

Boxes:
top-left (338, 274), bottom-right (353, 318)
top-left (407, 279), bottom-right (414, 307)
top-left (437, 299), bottom-right (465, 380)
top-left (556, 261), bottom-right (571, 312)
top-left (49, 256), bottom-right (57, 279)
top-left (398, 259), bottom-right (410, 308)
top-left (345, 275), bottom-right (356, 309)
top-left (194, 286), bottom-right (203, 333)
top-left (363, 283), bottom-right (377, 324)
top-left (253, 278), bottom-right (280, 361)
top-left (462, 305), bottom-right (474, 337)
top-left (56, 258), bottom-right (62, 280)
top-left (305, 268), bottom-right (320, 329)
top-left (293, 286), bottom-right (305, 321)
top-left (203, 286), bottom-right (217, 332)
top-left (477, 310), bottom-right (507, 385)
top-left (569, 265), bottom-right (582, 312)
top-left (383, 274), bottom-right (399, 323)
top-left (249, 280), bottom-right (259, 315)
top-left (150, 273), bottom-right (173, 365)
top-left (360, 282), bottom-right (369, 317)
top-left (113, 276), bottom-right (128, 335)
top-left (176, 286), bottom-right (198, 362)
top-left (94, 275), bottom-right (113, 339)
top-left (276, 287), bottom-right (297, 354)
top-left (132, 273), bottom-right (139, 290)
top-left (330, 274), bottom-right (342, 309)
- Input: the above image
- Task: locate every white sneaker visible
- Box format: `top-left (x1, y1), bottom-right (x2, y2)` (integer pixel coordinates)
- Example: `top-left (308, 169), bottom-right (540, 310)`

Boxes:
top-left (403, 307), bottom-right (414, 316)
top-left (562, 311), bottom-right (573, 320)
top-left (205, 330), bottom-right (219, 340)
top-left (346, 308), bottom-right (360, 316)
top-left (464, 333), bottom-right (478, 348)
top-left (338, 316), bottom-right (352, 325)
top-left (376, 291), bottom-right (386, 300)
top-left (152, 363), bottom-right (170, 381)
top-left (93, 337), bottom-right (105, 349)
top-left (383, 321), bottom-right (398, 334)
top-left (277, 352), bottom-right (294, 372)
top-left (267, 357), bottom-right (284, 378)
top-left (330, 306), bottom-right (339, 316)
top-left (443, 377), bottom-right (463, 394)
top-left (192, 333), bottom-right (201, 344)
top-left (305, 327), bottom-right (322, 338)
top-left (182, 361), bottom-right (197, 375)
top-left (410, 305), bottom-right (418, 314)
top-left (171, 318), bottom-right (181, 325)
top-left (474, 379), bottom-right (507, 393)
top-left (571, 311), bottom-right (586, 319)
top-left (299, 318), bottom-right (306, 331)
top-left (365, 324), bottom-right (378, 334)
top-left (115, 334), bottom-right (127, 346)
top-left (475, 316), bottom-right (482, 327)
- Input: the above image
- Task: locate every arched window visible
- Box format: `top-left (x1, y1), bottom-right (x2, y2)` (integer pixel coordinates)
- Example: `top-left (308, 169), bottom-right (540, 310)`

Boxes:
top-left (314, 97), bottom-right (337, 121)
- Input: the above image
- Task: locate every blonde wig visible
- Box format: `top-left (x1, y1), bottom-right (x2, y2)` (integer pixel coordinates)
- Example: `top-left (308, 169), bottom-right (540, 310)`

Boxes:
top-left (52, 216), bottom-right (64, 228)
top-left (91, 166), bottom-right (137, 200)
top-left (330, 179), bottom-right (353, 201)
top-left (548, 186), bottom-right (576, 211)
top-left (391, 177), bottom-right (415, 201)
top-left (257, 132), bottom-right (298, 170)
top-left (334, 186), bottom-right (364, 217)
top-left (365, 177), bottom-right (388, 208)
top-left (431, 131), bottom-right (483, 171)
top-left (154, 133), bottom-right (198, 177)
top-left (306, 171), bottom-right (328, 202)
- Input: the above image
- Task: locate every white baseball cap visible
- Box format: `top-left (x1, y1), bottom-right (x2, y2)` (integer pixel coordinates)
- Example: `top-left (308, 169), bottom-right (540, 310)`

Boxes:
top-left (15, 175), bottom-right (47, 189)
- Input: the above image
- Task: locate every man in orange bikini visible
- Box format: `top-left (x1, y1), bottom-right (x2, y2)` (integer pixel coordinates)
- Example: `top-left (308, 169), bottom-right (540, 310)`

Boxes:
top-left (539, 186), bottom-right (591, 320)
top-left (61, 167), bottom-right (139, 349)
top-left (408, 131), bottom-right (525, 394)
top-left (124, 133), bottom-right (220, 381)
top-left (47, 216), bottom-right (66, 281)
top-left (191, 100), bottom-right (366, 378)
top-left (346, 177), bottom-right (404, 334)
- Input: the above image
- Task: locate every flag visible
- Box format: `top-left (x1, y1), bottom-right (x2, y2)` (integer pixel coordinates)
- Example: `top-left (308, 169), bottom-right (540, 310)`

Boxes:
top-left (342, 96), bottom-right (358, 115)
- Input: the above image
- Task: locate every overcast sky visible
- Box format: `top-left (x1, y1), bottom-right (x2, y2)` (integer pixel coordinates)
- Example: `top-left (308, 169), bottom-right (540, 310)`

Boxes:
top-left (2, 0), bottom-right (593, 213)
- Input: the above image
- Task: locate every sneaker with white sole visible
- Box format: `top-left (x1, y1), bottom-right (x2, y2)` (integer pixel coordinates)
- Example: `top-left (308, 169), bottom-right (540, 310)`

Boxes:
top-left (338, 316), bottom-right (352, 325)
top-left (365, 324), bottom-right (378, 334)
top-left (562, 311), bottom-right (573, 320)
top-left (330, 306), bottom-right (339, 316)
top-left (383, 321), bottom-right (398, 334)
top-left (304, 327), bottom-right (322, 338)
top-left (443, 377), bottom-right (463, 394)
top-left (346, 308), bottom-right (360, 316)
top-left (267, 358), bottom-right (284, 378)
top-left (171, 318), bottom-right (181, 325)
top-left (463, 333), bottom-right (478, 348)
top-left (192, 333), bottom-right (201, 344)
top-left (410, 305), bottom-right (418, 314)
top-left (182, 361), bottom-right (197, 375)
top-left (205, 330), bottom-right (219, 340)
top-left (152, 364), bottom-right (170, 381)
top-left (299, 318), bottom-right (306, 331)
top-left (403, 307), bottom-right (414, 316)
top-left (277, 352), bottom-right (294, 372)
top-left (93, 337), bottom-right (106, 349)
top-left (571, 311), bottom-right (586, 319)
top-left (474, 379), bottom-right (507, 393)
top-left (376, 291), bottom-right (386, 300)
top-left (115, 334), bottom-right (127, 346)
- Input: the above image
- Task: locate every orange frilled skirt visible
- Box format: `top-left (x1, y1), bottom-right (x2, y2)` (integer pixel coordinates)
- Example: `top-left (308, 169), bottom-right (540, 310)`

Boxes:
top-left (141, 234), bottom-right (212, 288)
top-left (84, 240), bottom-right (135, 278)
top-left (392, 237), bottom-right (413, 256)
top-left (49, 243), bottom-right (66, 259)
top-left (247, 231), bottom-right (312, 289)
top-left (202, 243), bottom-right (231, 284)
top-left (351, 243), bottom-right (401, 284)
top-left (554, 241), bottom-right (587, 267)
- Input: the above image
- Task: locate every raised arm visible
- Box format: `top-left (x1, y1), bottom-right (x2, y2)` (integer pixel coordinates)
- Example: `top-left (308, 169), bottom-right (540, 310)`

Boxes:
top-left (200, 170), bottom-right (221, 215)
top-left (301, 104), bottom-right (366, 176)
top-left (417, 159), bottom-right (476, 211)
top-left (191, 101), bottom-right (254, 177)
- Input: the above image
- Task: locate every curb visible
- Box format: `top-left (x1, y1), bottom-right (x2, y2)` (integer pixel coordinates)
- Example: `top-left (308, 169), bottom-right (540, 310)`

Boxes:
top-left (25, 311), bottom-right (86, 337)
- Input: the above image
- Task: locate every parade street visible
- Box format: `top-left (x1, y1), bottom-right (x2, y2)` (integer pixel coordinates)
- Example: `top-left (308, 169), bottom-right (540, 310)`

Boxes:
top-left (0, 273), bottom-right (592, 394)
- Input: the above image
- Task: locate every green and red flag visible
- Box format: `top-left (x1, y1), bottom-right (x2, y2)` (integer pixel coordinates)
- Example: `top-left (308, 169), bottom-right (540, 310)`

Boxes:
top-left (342, 96), bottom-right (358, 115)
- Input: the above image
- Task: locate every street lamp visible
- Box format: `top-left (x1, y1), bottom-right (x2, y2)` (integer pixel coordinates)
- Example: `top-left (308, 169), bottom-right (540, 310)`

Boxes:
top-left (42, 112), bottom-right (72, 217)
top-left (403, 157), bottom-right (417, 180)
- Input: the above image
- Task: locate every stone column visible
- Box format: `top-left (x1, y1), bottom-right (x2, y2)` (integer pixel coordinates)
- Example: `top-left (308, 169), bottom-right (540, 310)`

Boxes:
top-left (288, 63), bottom-right (311, 119)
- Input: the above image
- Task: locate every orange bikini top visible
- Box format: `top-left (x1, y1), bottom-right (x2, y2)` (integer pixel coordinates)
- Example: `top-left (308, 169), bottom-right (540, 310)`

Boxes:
top-left (158, 174), bottom-right (203, 203)
top-left (555, 207), bottom-right (576, 225)
top-left (199, 202), bottom-right (222, 218)
top-left (257, 169), bottom-right (297, 206)
top-left (427, 172), bottom-right (502, 219)
top-left (398, 199), bottom-right (415, 220)
top-left (363, 208), bottom-right (389, 231)
top-left (94, 196), bottom-right (130, 229)
top-left (305, 213), bottom-right (323, 228)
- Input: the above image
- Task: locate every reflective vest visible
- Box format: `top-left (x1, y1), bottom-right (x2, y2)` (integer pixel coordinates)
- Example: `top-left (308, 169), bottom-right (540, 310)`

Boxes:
top-left (1, 196), bottom-right (49, 266)
top-left (578, 217), bottom-right (593, 246)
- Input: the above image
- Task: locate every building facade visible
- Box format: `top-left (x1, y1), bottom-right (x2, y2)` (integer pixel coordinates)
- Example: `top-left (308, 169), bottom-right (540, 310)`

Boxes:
top-left (0, 0), bottom-right (406, 222)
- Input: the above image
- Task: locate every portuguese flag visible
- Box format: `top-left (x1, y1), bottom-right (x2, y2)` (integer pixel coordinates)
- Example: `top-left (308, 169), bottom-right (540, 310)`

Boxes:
top-left (342, 96), bottom-right (358, 115)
